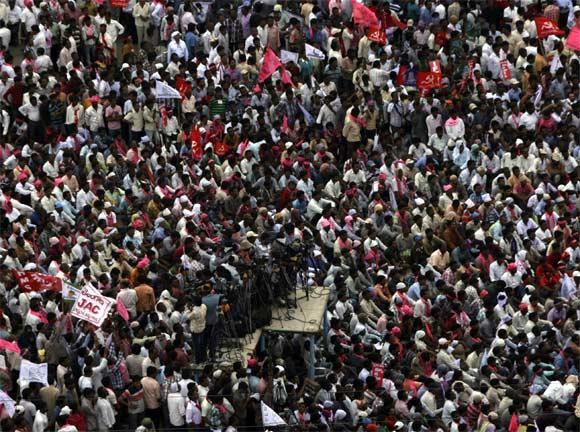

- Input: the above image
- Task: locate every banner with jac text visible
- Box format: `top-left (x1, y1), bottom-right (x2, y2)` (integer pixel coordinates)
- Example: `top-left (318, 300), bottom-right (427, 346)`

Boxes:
top-left (12, 270), bottom-right (62, 293)
top-left (71, 286), bottom-right (114, 327)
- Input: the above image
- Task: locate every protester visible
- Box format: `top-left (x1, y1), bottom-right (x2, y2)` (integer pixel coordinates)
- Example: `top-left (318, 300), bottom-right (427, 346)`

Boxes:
top-left (0, 0), bottom-right (579, 431)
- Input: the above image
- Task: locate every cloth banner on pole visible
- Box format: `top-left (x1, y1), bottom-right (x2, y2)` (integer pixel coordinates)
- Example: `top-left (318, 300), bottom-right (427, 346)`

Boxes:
top-left (305, 43), bottom-right (326, 60)
top-left (12, 270), bottom-right (62, 293)
top-left (280, 50), bottom-right (299, 64)
top-left (155, 80), bottom-right (182, 99)
top-left (261, 401), bottom-right (287, 427)
top-left (19, 360), bottom-right (48, 385)
top-left (70, 286), bottom-right (114, 327)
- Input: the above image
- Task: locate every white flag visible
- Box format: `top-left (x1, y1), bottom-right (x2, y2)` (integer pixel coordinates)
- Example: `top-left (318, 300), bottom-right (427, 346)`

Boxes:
top-left (155, 80), bottom-right (182, 99)
top-left (280, 50), bottom-right (299, 64)
top-left (261, 401), bottom-right (287, 427)
top-left (549, 55), bottom-right (563, 75)
top-left (305, 43), bottom-right (325, 60)
top-left (0, 390), bottom-right (15, 417)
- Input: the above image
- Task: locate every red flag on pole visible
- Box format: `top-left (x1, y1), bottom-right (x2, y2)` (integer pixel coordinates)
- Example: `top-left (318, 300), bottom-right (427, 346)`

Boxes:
top-left (396, 64), bottom-right (408, 86)
top-left (175, 76), bottom-right (191, 100)
top-left (116, 298), bottom-right (129, 322)
top-left (417, 72), bottom-right (442, 94)
top-left (159, 105), bottom-right (168, 128)
top-left (534, 16), bottom-right (564, 39)
top-left (382, 13), bottom-right (407, 30)
top-left (351, 0), bottom-right (380, 28)
top-left (189, 127), bottom-right (202, 160)
top-left (280, 68), bottom-right (294, 87)
top-left (367, 26), bottom-right (386, 44)
top-left (281, 115), bottom-right (289, 133)
top-left (12, 270), bottom-right (62, 293)
top-left (213, 142), bottom-right (229, 157)
top-left (258, 48), bottom-right (282, 83)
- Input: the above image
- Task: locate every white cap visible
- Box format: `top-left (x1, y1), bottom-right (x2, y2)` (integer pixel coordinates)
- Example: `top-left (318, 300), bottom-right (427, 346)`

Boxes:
top-left (438, 338), bottom-right (449, 345)
top-left (121, 63), bottom-right (130, 70)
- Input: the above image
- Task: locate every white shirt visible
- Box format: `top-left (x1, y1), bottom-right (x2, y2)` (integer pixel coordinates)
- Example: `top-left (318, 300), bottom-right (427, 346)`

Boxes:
top-left (167, 392), bottom-right (186, 426)
top-left (167, 39), bottom-right (188, 63)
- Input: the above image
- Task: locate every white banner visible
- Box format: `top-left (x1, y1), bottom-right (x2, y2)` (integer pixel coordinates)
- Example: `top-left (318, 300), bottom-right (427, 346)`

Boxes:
top-left (19, 360), bottom-right (48, 385)
top-left (280, 49), bottom-right (299, 64)
top-left (155, 80), bottom-right (182, 99)
top-left (261, 401), bottom-right (287, 427)
top-left (71, 286), bottom-right (114, 327)
top-left (304, 43), bottom-right (325, 60)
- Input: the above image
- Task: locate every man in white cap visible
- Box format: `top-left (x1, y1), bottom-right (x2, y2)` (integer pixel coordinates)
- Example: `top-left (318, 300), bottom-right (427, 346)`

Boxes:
top-left (167, 31), bottom-right (188, 63)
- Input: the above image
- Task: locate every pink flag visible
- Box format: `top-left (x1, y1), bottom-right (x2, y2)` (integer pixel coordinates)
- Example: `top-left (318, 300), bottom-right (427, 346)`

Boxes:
top-left (116, 298), bottom-right (129, 322)
top-left (280, 68), bottom-right (294, 87)
top-left (253, 83), bottom-right (261, 93)
top-left (566, 27), bottom-right (580, 51)
top-left (258, 48), bottom-right (282, 83)
top-left (281, 115), bottom-right (289, 133)
top-left (351, 0), bottom-right (379, 28)
top-left (237, 139), bottom-right (249, 156)
top-left (0, 339), bottom-right (21, 354)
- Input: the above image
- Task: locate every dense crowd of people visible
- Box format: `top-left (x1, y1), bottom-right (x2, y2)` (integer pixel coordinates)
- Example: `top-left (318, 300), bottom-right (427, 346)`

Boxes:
top-left (0, 0), bottom-right (579, 431)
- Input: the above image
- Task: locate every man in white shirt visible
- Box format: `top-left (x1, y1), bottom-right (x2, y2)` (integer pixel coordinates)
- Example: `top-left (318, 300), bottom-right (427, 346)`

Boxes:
top-left (167, 32), bottom-right (188, 63)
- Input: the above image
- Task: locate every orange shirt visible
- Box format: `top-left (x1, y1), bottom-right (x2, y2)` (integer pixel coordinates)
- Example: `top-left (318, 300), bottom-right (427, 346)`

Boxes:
top-left (134, 283), bottom-right (155, 313)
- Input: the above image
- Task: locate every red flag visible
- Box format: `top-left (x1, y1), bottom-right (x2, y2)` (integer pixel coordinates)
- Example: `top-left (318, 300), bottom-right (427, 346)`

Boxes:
top-left (175, 76), bottom-right (191, 100)
top-left (253, 83), bottom-right (261, 93)
top-left (508, 413), bottom-right (519, 432)
top-left (189, 127), bottom-right (202, 160)
top-left (281, 115), bottom-right (289, 133)
top-left (0, 339), bottom-right (20, 354)
top-left (416, 72), bottom-right (442, 90)
top-left (429, 60), bottom-right (441, 74)
top-left (213, 142), bottom-right (229, 157)
top-left (534, 16), bottom-right (564, 39)
top-left (499, 59), bottom-right (511, 80)
top-left (351, 0), bottom-right (379, 28)
top-left (258, 48), bottom-right (282, 83)
top-left (367, 26), bottom-right (386, 44)
top-left (12, 270), bottom-right (62, 293)
top-left (280, 68), bottom-right (294, 87)
top-left (383, 13), bottom-right (407, 30)
top-left (396, 64), bottom-right (408, 86)
top-left (116, 298), bottom-right (129, 322)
